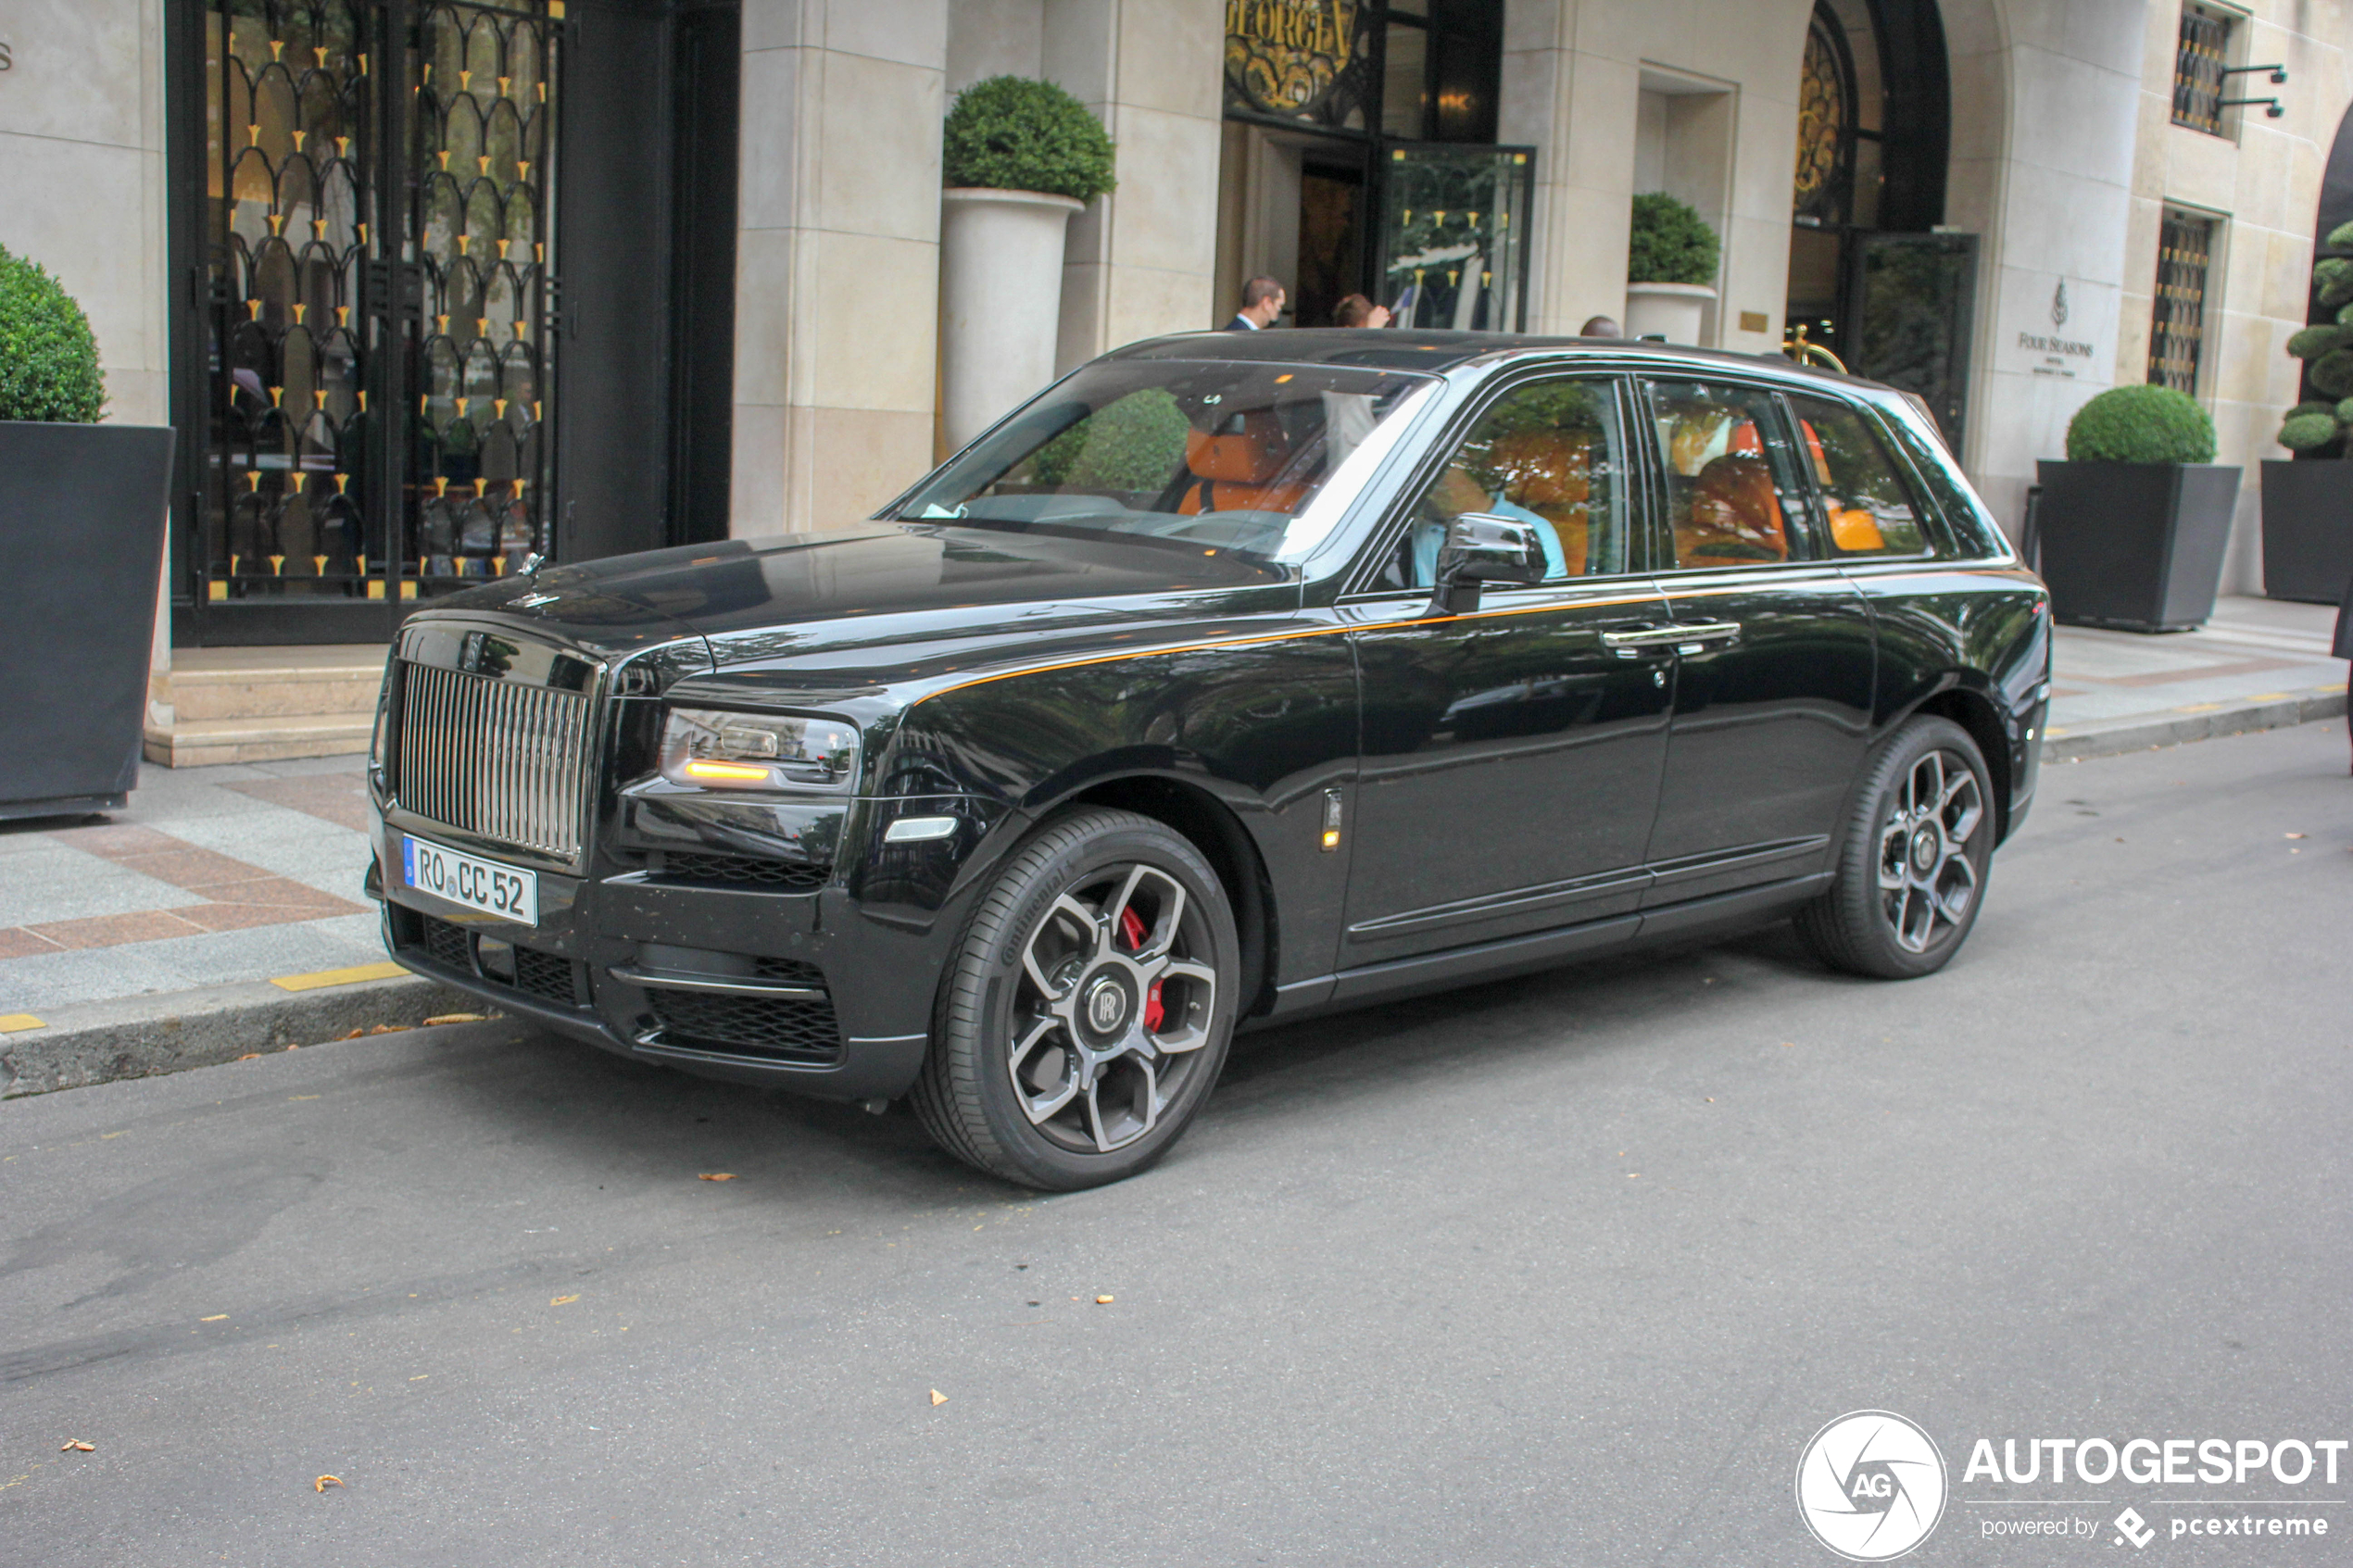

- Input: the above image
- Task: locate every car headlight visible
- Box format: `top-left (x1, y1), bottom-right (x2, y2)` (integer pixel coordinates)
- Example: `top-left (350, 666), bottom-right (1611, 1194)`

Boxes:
top-left (659, 708), bottom-right (860, 790)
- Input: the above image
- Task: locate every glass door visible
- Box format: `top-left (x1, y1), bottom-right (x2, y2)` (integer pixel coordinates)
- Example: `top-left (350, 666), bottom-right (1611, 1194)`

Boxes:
top-left (1843, 231), bottom-right (1976, 449)
top-left (182, 0), bottom-right (561, 645)
top-left (1373, 142), bottom-right (1535, 332)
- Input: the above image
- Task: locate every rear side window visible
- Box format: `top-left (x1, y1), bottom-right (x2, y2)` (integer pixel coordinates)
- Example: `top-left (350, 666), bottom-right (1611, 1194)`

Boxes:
top-left (1785, 394), bottom-right (1928, 557)
top-left (1879, 405), bottom-right (2006, 558)
top-left (1643, 380), bottom-right (1816, 569)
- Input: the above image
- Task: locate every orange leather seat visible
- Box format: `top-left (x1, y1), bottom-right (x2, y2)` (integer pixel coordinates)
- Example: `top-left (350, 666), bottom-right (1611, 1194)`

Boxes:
top-left (1678, 453), bottom-right (1789, 566)
top-left (1489, 428), bottom-right (1593, 573)
top-left (1180, 412), bottom-right (1309, 515)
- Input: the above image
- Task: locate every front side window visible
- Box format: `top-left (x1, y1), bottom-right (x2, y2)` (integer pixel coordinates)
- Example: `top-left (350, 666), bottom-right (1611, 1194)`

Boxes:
top-left (1373, 375), bottom-right (1632, 591)
top-left (1785, 393), bottom-right (1928, 556)
top-left (895, 360), bottom-right (1432, 564)
top-left (1644, 380), bottom-right (1813, 569)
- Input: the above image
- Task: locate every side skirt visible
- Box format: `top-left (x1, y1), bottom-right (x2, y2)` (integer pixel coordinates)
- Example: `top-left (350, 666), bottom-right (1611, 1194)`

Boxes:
top-left (1253, 872), bottom-right (1831, 1026)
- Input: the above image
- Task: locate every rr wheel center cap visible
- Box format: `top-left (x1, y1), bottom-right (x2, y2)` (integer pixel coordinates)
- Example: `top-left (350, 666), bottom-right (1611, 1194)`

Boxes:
top-left (1083, 973), bottom-right (1131, 1036)
top-left (1910, 826), bottom-right (1939, 873)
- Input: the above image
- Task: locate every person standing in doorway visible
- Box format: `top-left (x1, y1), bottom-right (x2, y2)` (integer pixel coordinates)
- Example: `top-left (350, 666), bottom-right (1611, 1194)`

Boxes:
top-left (1579, 315), bottom-right (1622, 337)
top-left (1333, 294), bottom-right (1392, 329)
top-left (1227, 277), bottom-right (1286, 331)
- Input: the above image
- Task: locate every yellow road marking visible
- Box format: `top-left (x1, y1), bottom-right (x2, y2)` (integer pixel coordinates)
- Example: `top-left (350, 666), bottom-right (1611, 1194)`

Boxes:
top-left (0, 1014), bottom-right (44, 1033)
top-left (270, 961), bottom-right (407, 993)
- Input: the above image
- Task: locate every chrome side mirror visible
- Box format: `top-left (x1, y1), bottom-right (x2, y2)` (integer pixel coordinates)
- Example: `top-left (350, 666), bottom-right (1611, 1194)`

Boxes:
top-left (1432, 512), bottom-right (1544, 615)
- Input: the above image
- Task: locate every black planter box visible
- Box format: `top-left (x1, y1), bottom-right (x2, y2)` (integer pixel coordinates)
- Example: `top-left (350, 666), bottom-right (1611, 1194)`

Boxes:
top-left (2259, 459), bottom-right (2353, 604)
top-left (2033, 459), bottom-right (2240, 632)
top-left (0, 420), bottom-right (174, 821)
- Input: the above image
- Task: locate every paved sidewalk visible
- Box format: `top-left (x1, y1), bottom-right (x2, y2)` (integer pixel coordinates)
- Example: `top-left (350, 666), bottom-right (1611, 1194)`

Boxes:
top-left (0, 594), bottom-right (2344, 1038)
top-left (2045, 593), bottom-right (2346, 757)
top-left (0, 757), bottom-right (383, 1018)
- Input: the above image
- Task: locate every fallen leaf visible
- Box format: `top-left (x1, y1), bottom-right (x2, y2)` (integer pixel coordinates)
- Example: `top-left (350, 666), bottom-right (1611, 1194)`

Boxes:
top-left (338, 1028), bottom-right (365, 1040)
top-left (315, 1474), bottom-right (344, 1492)
top-left (549, 1295), bottom-right (579, 1307)
top-left (200, 1314), bottom-right (228, 1323)
top-left (366, 1024), bottom-right (406, 1035)
top-left (1095, 1295), bottom-right (1114, 1305)
top-left (2286, 833), bottom-right (2307, 839)
top-left (422, 1013), bottom-right (486, 1026)
top-left (283, 1043), bottom-right (299, 1051)
top-left (698, 1173), bottom-right (736, 1182)
top-left (60, 1441), bottom-right (94, 1453)
top-left (236, 1053), bottom-right (263, 1061)
top-left (929, 1389), bottom-right (948, 1407)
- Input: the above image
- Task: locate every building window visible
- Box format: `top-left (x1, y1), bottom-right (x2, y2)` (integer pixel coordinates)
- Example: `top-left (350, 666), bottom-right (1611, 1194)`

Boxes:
top-left (2149, 209), bottom-right (2218, 394)
top-left (2171, 4), bottom-right (2233, 136)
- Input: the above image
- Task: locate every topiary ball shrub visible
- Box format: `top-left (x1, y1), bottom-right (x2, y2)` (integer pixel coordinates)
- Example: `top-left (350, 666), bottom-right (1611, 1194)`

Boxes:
top-left (943, 76), bottom-right (1116, 203)
top-left (1627, 193), bottom-right (1719, 286)
top-left (2063, 383), bottom-right (2216, 465)
top-left (0, 245), bottom-right (105, 423)
top-left (2279, 411), bottom-right (2340, 451)
top-left (1029, 389), bottom-right (1188, 492)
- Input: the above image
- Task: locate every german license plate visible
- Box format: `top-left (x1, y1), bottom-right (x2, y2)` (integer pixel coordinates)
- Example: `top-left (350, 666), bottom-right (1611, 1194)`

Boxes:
top-left (402, 834), bottom-right (538, 925)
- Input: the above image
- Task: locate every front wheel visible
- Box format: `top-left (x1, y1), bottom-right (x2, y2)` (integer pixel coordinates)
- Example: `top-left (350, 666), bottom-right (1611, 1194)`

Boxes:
top-left (1795, 716), bottom-right (1995, 979)
top-left (910, 808), bottom-right (1239, 1190)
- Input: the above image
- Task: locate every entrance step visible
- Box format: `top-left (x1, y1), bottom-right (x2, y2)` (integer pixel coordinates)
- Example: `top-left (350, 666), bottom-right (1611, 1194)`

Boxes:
top-left (145, 645), bottom-right (388, 767)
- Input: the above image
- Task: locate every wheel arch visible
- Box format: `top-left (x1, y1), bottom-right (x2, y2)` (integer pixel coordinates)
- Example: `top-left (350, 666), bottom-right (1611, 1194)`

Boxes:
top-left (1052, 772), bottom-right (1279, 1022)
top-left (1898, 682), bottom-right (2014, 844)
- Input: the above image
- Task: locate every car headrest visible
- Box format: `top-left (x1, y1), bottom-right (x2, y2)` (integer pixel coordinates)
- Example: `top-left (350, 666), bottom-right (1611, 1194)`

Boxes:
top-left (1187, 411), bottom-right (1287, 483)
top-left (1488, 429), bottom-right (1592, 510)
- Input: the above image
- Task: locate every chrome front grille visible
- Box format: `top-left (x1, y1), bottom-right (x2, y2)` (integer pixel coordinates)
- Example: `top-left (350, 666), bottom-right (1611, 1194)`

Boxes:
top-left (396, 661), bottom-right (592, 860)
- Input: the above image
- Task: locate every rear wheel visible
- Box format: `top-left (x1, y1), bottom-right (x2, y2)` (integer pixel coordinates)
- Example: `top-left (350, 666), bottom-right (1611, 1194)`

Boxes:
top-left (1796, 716), bottom-right (1994, 979)
top-left (910, 808), bottom-right (1238, 1190)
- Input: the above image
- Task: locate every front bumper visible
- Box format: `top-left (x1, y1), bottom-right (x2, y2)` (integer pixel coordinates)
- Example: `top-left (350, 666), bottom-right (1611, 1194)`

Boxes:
top-left (367, 821), bottom-right (966, 1103)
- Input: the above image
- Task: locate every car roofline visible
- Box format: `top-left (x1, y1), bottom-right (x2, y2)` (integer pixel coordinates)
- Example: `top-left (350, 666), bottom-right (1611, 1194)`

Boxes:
top-left (1107, 328), bottom-right (1907, 402)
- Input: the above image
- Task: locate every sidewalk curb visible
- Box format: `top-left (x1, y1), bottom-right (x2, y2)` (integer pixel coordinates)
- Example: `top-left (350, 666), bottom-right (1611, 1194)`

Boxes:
top-left (2043, 685), bottom-right (2346, 764)
top-left (0, 971), bottom-right (484, 1098)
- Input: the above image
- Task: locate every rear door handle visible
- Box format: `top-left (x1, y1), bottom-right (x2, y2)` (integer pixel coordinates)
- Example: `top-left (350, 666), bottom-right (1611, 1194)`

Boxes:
top-left (1664, 621), bottom-right (1741, 649)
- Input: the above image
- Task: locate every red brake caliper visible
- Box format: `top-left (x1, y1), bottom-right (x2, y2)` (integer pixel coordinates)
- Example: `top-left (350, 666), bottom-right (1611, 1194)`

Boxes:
top-left (1118, 907), bottom-right (1165, 1033)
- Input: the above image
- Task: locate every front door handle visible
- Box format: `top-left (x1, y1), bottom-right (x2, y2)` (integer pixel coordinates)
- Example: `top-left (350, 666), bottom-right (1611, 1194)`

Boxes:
top-left (1598, 625), bottom-right (1689, 650)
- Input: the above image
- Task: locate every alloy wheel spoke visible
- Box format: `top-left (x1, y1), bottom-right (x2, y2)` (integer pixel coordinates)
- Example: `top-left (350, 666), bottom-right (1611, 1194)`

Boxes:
top-left (1008, 1015), bottom-right (1081, 1124)
top-left (1085, 1057), bottom-right (1160, 1152)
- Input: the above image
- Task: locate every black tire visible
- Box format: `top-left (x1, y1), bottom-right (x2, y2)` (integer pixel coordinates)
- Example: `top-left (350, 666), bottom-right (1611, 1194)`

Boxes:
top-left (909, 808), bottom-right (1239, 1190)
top-left (1795, 716), bottom-right (1995, 979)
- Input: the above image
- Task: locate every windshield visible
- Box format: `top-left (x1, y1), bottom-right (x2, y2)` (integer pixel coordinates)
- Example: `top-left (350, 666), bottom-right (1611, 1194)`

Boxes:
top-left (895, 358), bottom-right (1435, 562)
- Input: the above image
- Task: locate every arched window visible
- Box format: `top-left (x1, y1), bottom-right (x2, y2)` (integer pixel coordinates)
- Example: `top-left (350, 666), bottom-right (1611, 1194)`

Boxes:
top-left (1793, 6), bottom-right (1857, 227)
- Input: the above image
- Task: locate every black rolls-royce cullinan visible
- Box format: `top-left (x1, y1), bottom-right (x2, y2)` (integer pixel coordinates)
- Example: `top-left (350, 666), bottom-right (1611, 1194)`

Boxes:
top-left (368, 331), bottom-right (2051, 1189)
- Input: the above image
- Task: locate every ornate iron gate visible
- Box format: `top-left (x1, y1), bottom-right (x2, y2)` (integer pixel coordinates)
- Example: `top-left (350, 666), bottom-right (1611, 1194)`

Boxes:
top-left (184, 0), bottom-right (561, 640)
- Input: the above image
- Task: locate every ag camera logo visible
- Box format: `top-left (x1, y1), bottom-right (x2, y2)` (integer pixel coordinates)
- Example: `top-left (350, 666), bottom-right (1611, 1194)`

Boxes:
top-left (1797, 1411), bottom-right (1948, 1561)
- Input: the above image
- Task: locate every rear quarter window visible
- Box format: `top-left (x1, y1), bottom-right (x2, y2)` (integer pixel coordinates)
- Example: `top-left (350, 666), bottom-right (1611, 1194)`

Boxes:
top-left (1876, 403), bottom-right (2007, 558)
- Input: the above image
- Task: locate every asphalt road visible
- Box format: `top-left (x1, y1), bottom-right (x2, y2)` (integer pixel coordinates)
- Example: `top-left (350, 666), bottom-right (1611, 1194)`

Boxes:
top-left (3, 723), bottom-right (2348, 1567)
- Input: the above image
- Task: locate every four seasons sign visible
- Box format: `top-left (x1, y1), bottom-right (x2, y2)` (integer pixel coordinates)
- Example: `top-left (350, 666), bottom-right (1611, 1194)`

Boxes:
top-left (1225, 0), bottom-right (1364, 126)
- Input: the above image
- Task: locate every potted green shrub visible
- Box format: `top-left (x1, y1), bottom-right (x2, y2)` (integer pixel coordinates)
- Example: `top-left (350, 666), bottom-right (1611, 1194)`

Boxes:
top-left (0, 244), bottom-right (174, 820)
top-left (939, 76), bottom-right (1117, 450)
top-left (2259, 219), bottom-right (2353, 602)
top-left (1622, 193), bottom-right (1718, 345)
top-left (2034, 383), bottom-right (2237, 632)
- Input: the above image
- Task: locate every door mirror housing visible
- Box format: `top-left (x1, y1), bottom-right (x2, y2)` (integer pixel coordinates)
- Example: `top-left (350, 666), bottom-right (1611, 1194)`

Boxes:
top-left (1432, 512), bottom-right (1545, 614)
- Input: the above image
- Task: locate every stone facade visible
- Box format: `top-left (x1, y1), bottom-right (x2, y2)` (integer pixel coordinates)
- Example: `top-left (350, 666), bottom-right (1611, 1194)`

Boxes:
top-left (11, 0), bottom-right (2353, 610)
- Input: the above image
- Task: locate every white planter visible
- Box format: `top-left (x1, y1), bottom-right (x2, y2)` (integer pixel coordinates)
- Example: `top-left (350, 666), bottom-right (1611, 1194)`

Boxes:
top-left (938, 187), bottom-right (1085, 451)
top-left (1623, 281), bottom-right (1717, 345)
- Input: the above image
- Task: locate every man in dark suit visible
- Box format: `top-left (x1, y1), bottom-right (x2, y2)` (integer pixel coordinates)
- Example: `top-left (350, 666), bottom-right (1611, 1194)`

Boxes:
top-left (1225, 276), bottom-right (1286, 332)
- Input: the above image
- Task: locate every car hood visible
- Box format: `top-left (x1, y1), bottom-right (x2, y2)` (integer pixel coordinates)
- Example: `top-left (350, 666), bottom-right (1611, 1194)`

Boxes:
top-left (435, 525), bottom-right (1298, 688)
